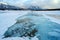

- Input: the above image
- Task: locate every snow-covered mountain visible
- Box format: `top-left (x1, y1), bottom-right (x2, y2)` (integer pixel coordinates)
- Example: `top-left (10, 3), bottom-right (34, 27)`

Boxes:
top-left (0, 2), bottom-right (22, 10)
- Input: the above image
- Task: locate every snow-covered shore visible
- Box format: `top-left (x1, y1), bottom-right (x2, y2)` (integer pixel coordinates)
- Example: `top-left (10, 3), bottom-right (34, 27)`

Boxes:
top-left (0, 11), bottom-right (30, 36)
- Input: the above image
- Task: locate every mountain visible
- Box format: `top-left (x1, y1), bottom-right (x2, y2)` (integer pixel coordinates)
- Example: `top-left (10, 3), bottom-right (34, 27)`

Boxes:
top-left (0, 2), bottom-right (23, 10)
top-left (26, 5), bottom-right (42, 11)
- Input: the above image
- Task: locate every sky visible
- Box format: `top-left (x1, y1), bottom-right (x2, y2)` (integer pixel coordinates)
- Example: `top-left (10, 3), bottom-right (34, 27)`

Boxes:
top-left (0, 0), bottom-right (60, 9)
top-left (0, 0), bottom-right (27, 6)
top-left (25, 0), bottom-right (60, 9)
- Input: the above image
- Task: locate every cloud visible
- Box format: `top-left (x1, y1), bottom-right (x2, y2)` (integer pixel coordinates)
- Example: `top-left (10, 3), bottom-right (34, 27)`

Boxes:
top-left (3, 0), bottom-right (27, 5)
top-left (25, 0), bottom-right (60, 9)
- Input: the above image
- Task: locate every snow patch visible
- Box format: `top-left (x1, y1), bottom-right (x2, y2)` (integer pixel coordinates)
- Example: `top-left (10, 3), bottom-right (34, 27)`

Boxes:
top-left (0, 37), bottom-right (39, 40)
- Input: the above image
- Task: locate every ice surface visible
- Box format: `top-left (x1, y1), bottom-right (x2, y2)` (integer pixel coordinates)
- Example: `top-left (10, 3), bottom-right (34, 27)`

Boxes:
top-left (53, 29), bottom-right (60, 33)
top-left (48, 32), bottom-right (60, 37)
top-left (43, 14), bottom-right (60, 24)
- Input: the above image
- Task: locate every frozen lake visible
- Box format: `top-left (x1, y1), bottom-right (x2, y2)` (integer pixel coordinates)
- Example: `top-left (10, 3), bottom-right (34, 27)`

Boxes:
top-left (0, 11), bottom-right (60, 40)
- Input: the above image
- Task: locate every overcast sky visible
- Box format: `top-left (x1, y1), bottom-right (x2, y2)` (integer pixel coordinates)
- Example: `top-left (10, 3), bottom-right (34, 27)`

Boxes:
top-left (0, 0), bottom-right (60, 9)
